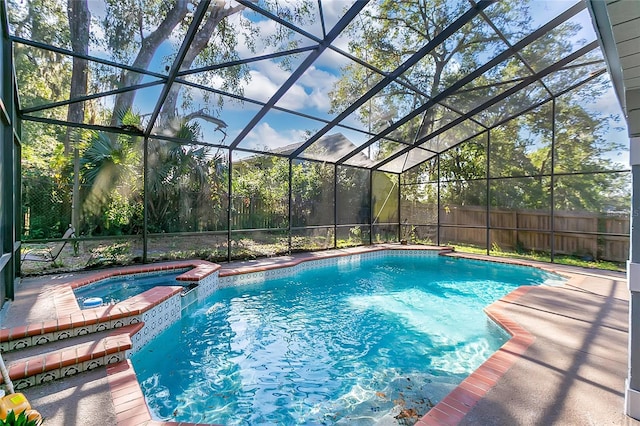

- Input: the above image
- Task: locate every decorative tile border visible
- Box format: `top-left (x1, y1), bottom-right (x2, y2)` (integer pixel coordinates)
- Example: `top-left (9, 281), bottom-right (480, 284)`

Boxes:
top-left (131, 293), bottom-right (181, 354)
top-left (195, 271), bottom-right (220, 301)
top-left (218, 247), bottom-right (442, 288)
top-left (1, 262), bottom-right (221, 351)
top-left (1, 261), bottom-right (222, 391)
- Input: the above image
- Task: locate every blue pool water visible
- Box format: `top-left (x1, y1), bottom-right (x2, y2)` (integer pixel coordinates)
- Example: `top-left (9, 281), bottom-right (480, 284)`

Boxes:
top-left (131, 255), bottom-right (563, 425)
top-left (74, 272), bottom-right (184, 307)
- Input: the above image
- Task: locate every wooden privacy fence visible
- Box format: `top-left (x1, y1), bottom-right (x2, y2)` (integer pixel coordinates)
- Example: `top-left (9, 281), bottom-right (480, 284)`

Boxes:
top-left (230, 196), bottom-right (287, 229)
top-left (402, 202), bottom-right (630, 262)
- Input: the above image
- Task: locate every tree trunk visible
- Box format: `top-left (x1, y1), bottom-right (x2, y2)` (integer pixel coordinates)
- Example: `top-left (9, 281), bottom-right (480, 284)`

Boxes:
top-left (158, 4), bottom-right (245, 127)
top-left (65, 0), bottom-right (90, 154)
top-left (66, 0), bottom-right (90, 234)
top-left (110, 0), bottom-right (191, 126)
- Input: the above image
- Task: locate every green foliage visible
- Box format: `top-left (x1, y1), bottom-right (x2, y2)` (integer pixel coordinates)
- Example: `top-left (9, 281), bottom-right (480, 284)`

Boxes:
top-left (350, 226), bottom-right (362, 239)
top-left (232, 156), bottom-right (289, 229)
top-left (291, 160), bottom-right (335, 227)
top-left (79, 118), bottom-right (143, 236)
top-left (337, 167), bottom-right (370, 225)
top-left (337, 225), bottom-right (368, 248)
top-left (401, 225), bottom-right (416, 241)
top-left (147, 139), bottom-right (228, 233)
top-left (86, 241), bottom-right (132, 267)
top-left (485, 243), bottom-right (624, 271)
top-left (0, 410), bottom-right (41, 426)
top-left (12, 0), bottom-right (631, 268)
top-left (103, 192), bottom-right (143, 235)
top-left (330, 0), bottom-right (529, 151)
top-left (9, 0), bottom-right (72, 113)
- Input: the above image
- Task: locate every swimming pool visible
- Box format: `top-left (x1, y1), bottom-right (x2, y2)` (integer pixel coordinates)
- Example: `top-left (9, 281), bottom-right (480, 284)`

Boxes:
top-left (73, 271), bottom-right (186, 307)
top-left (131, 254), bottom-right (562, 425)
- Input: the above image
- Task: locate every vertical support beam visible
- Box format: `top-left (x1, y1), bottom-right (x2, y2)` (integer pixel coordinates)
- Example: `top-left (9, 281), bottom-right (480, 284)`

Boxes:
top-left (288, 158), bottom-right (293, 254)
top-left (72, 140), bottom-right (80, 236)
top-left (1, 120), bottom-right (12, 298)
top-left (11, 133), bottom-right (20, 293)
top-left (1, 6), bottom-right (18, 301)
top-left (333, 164), bottom-right (338, 248)
top-left (397, 172), bottom-right (402, 243)
top-left (142, 137), bottom-right (148, 263)
top-left (486, 130), bottom-right (491, 255)
top-left (551, 99), bottom-right (556, 262)
top-left (369, 169), bottom-right (373, 245)
top-left (626, 136), bottom-right (640, 419)
top-left (437, 154), bottom-right (441, 246)
top-left (227, 150), bottom-right (233, 262)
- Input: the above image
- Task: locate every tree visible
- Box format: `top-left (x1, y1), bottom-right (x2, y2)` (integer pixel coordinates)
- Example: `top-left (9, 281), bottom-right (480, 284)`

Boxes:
top-left (10, 0), bottom-right (74, 238)
top-left (231, 155), bottom-right (289, 230)
top-left (291, 160), bottom-right (334, 227)
top-left (66, 0), bottom-right (90, 232)
top-left (12, 0), bottom-right (314, 239)
top-left (79, 111), bottom-right (143, 235)
top-left (329, 0), bottom-right (530, 157)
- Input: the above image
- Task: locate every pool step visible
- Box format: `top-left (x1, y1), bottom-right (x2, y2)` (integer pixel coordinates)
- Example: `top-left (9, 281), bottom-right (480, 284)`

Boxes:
top-left (0, 323), bottom-right (142, 391)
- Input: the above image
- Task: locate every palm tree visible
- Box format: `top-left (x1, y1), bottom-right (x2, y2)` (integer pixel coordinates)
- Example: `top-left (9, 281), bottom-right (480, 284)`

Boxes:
top-left (80, 110), bottom-right (228, 235)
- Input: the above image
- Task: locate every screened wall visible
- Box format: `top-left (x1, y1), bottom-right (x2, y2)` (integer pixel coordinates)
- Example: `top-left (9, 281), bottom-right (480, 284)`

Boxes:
top-left (4, 0), bottom-right (630, 277)
top-left (0, 1), bottom-right (20, 306)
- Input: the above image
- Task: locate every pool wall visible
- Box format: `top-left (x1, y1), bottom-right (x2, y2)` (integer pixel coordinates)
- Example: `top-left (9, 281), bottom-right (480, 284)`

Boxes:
top-left (130, 267), bottom-right (221, 353)
top-left (218, 247), bottom-right (440, 287)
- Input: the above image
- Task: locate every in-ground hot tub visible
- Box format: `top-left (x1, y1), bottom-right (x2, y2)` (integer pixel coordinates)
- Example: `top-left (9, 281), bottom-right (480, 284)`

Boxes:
top-left (73, 270), bottom-right (189, 308)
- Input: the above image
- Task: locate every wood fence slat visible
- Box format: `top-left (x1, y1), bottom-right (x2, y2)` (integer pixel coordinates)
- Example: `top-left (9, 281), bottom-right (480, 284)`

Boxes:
top-left (401, 202), bottom-right (629, 262)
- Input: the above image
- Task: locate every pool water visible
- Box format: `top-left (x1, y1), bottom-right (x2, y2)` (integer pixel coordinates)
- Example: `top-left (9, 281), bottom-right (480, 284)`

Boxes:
top-left (73, 272), bottom-right (184, 307)
top-left (132, 255), bottom-right (562, 425)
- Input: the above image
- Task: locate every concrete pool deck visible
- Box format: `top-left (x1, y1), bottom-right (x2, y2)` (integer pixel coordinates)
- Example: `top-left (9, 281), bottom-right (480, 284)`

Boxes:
top-left (0, 245), bottom-right (637, 425)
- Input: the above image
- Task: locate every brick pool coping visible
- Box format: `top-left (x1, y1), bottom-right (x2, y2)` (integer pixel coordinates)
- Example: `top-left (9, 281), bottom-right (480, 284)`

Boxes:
top-left (417, 286), bottom-right (536, 426)
top-left (3, 246), bottom-right (575, 425)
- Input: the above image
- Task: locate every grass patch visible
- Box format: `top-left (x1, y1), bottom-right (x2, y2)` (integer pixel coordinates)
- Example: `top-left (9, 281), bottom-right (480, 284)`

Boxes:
top-left (449, 243), bottom-right (624, 272)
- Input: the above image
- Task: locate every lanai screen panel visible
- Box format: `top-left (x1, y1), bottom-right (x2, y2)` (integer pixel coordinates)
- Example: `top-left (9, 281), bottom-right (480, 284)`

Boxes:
top-left (438, 134), bottom-right (488, 249)
top-left (401, 158), bottom-right (439, 245)
top-left (290, 159), bottom-right (335, 252)
top-left (7, 0), bottom-right (631, 270)
top-left (552, 75), bottom-right (630, 263)
top-left (372, 171), bottom-right (399, 243)
top-left (336, 165), bottom-right (370, 247)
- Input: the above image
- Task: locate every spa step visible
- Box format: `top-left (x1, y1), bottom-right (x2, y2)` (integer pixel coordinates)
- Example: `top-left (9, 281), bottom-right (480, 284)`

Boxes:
top-left (0, 285), bottom-right (180, 353)
top-left (0, 323), bottom-right (142, 391)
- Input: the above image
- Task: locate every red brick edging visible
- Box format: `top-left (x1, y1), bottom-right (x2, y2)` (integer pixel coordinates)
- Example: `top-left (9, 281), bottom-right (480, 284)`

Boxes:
top-left (0, 260), bottom-right (221, 346)
top-left (417, 286), bottom-right (535, 425)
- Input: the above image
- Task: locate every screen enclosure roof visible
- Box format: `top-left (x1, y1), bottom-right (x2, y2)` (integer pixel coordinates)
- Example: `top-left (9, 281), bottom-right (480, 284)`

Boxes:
top-left (8, 0), bottom-right (609, 173)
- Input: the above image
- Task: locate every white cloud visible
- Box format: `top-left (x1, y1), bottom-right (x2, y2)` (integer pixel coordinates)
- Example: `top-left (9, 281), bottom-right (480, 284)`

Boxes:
top-left (311, 48), bottom-right (351, 75)
top-left (243, 69), bottom-right (280, 102)
top-left (319, 1), bottom-right (353, 32)
top-left (275, 65), bottom-right (338, 111)
top-left (592, 85), bottom-right (625, 117)
top-left (242, 122), bottom-right (308, 150)
top-left (235, 59), bottom-right (338, 115)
